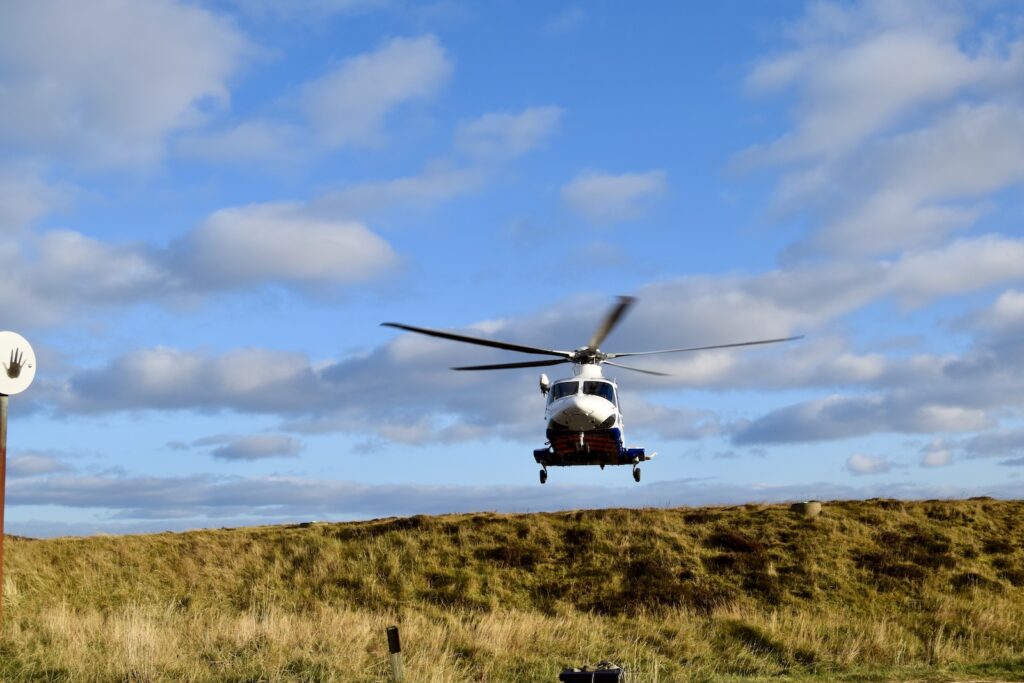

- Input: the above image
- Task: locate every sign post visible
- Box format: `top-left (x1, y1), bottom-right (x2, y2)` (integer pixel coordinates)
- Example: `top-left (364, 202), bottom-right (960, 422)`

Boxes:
top-left (386, 625), bottom-right (404, 682)
top-left (0, 331), bottom-right (36, 627)
top-left (0, 392), bottom-right (5, 626)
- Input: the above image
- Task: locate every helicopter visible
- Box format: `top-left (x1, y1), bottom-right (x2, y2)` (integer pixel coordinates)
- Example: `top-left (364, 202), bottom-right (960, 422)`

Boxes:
top-left (383, 296), bottom-right (801, 484)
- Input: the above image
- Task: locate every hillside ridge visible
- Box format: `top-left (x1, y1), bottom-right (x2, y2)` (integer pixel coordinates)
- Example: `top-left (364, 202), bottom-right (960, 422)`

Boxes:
top-left (3, 498), bottom-right (1023, 681)
top-left (7, 497), bottom-right (1024, 613)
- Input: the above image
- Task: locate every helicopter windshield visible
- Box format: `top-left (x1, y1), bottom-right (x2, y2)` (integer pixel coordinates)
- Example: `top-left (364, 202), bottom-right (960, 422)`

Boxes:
top-left (550, 381), bottom-right (579, 400)
top-left (583, 381), bottom-right (616, 404)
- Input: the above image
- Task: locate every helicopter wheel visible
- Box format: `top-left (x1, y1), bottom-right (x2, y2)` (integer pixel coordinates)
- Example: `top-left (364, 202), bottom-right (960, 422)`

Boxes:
top-left (600, 464), bottom-right (605, 470)
top-left (633, 467), bottom-right (641, 483)
top-left (539, 469), bottom-right (548, 485)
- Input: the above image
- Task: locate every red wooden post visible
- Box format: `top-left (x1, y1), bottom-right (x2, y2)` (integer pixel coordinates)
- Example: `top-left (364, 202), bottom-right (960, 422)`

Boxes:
top-left (0, 332), bottom-right (35, 630)
top-left (0, 393), bottom-right (7, 627)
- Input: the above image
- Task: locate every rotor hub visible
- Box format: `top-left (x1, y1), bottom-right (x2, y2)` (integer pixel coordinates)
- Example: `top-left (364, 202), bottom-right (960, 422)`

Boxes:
top-left (571, 347), bottom-right (606, 365)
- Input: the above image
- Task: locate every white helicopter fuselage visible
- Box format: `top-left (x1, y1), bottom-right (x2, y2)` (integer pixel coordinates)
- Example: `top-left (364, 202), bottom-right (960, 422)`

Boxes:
top-left (534, 362), bottom-right (650, 475)
top-left (543, 363), bottom-right (621, 432)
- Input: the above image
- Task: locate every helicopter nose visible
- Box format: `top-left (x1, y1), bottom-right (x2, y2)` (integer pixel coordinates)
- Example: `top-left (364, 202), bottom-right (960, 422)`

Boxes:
top-left (551, 394), bottom-right (615, 431)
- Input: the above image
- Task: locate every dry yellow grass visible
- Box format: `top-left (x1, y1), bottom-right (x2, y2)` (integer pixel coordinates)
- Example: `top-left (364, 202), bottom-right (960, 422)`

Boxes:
top-left (1, 498), bottom-right (1023, 681)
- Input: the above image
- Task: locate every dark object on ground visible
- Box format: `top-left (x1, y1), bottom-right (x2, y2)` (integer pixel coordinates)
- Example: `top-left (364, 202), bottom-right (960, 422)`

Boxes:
top-left (559, 661), bottom-right (624, 681)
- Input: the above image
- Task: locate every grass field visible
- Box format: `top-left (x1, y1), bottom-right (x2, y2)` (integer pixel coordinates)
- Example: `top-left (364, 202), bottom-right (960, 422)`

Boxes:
top-left (2, 498), bottom-right (1023, 681)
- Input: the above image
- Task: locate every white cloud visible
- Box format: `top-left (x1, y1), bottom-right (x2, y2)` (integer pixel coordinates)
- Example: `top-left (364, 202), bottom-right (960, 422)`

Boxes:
top-left (735, 394), bottom-right (990, 445)
top-left (203, 434), bottom-right (304, 461)
top-left (743, 2), bottom-right (1024, 257)
top-left (638, 340), bottom-right (889, 392)
top-left (597, 237), bottom-right (1024, 368)
top-left (876, 104), bottom-right (1024, 200)
top-left (8, 451), bottom-right (74, 478)
top-left (53, 336), bottom-right (549, 445)
top-left (225, 0), bottom-right (386, 21)
top-left (455, 106), bottom-right (564, 159)
top-left (177, 203), bottom-right (398, 287)
top-left (920, 438), bottom-right (953, 467)
top-left (791, 104), bottom-right (1024, 255)
top-left (0, 167), bottom-right (71, 233)
top-left (175, 120), bottom-right (305, 165)
top-left (61, 347), bottom-right (320, 414)
top-left (304, 35), bottom-right (452, 148)
top-left (962, 429), bottom-right (1024, 459)
top-left (31, 231), bottom-right (168, 300)
top-left (750, 33), bottom-right (986, 162)
top-left (0, 230), bottom-right (171, 327)
top-left (965, 289), bottom-right (1024, 339)
top-left (621, 398), bottom-right (725, 441)
top-left (316, 165), bottom-right (486, 217)
top-left (743, 2), bottom-right (1011, 163)
top-left (845, 452), bottom-right (895, 475)
top-left (717, 232), bottom-right (1024, 328)
top-left (0, 0), bottom-right (251, 167)
top-left (780, 0), bottom-right (966, 44)
top-left (561, 170), bottom-right (668, 224)
top-left (0, 204), bottom-right (400, 328)
top-left (888, 235), bottom-right (1024, 306)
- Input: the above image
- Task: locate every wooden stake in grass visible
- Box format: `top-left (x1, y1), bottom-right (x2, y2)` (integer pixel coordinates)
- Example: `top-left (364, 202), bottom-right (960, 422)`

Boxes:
top-left (386, 625), bottom-right (404, 682)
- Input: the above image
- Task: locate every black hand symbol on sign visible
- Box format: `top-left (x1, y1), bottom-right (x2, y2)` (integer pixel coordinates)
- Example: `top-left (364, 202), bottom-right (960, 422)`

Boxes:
top-left (4, 348), bottom-right (24, 379)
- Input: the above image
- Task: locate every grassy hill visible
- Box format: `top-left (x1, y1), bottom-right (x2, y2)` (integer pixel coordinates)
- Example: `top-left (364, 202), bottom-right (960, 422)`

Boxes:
top-left (2, 498), bottom-right (1023, 681)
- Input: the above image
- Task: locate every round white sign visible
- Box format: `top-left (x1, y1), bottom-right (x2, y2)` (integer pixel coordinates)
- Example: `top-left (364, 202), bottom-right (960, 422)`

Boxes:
top-left (0, 331), bottom-right (36, 395)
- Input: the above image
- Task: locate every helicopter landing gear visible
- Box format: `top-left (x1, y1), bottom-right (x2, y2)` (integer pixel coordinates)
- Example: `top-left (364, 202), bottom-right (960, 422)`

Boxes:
top-left (633, 466), bottom-right (641, 483)
top-left (539, 468), bottom-right (548, 485)
top-left (600, 464), bottom-right (605, 470)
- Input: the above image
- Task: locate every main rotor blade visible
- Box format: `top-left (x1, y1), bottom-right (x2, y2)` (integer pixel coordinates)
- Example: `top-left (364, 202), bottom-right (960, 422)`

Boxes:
top-left (586, 295), bottom-right (636, 351)
top-left (607, 335), bottom-right (804, 358)
top-left (452, 359), bottom-right (570, 371)
top-left (382, 322), bottom-right (572, 358)
top-left (603, 360), bottom-right (672, 376)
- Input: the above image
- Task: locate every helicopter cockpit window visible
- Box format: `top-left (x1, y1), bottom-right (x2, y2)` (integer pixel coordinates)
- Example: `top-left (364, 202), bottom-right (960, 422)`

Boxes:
top-left (550, 381), bottom-right (579, 401)
top-left (583, 381), bottom-right (616, 404)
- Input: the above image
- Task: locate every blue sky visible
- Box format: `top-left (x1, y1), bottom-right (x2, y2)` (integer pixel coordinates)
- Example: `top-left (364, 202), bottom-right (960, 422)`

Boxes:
top-left (3, 0), bottom-right (1024, 537)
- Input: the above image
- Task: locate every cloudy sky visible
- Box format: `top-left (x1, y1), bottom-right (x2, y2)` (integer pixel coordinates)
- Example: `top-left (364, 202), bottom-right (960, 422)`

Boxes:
top-left (3, 0), bottom-right (1024, 537)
